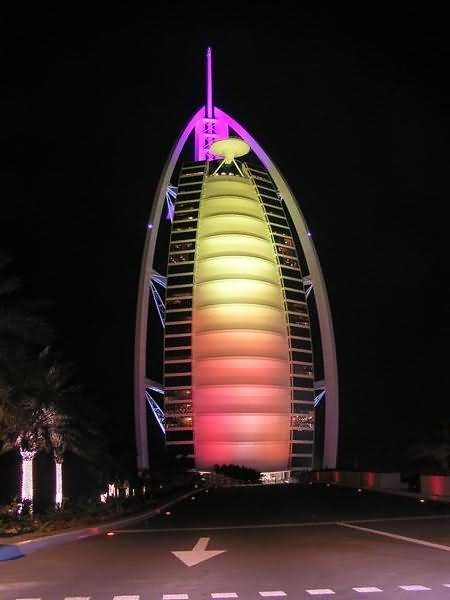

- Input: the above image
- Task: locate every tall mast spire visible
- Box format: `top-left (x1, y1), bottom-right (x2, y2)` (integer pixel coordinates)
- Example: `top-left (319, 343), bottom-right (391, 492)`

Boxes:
top-left (206, 47), bottom-right (214, 119)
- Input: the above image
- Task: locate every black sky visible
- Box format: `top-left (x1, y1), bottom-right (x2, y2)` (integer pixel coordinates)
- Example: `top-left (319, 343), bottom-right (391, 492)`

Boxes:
top-left (1, 3), bottom-right (448, 471)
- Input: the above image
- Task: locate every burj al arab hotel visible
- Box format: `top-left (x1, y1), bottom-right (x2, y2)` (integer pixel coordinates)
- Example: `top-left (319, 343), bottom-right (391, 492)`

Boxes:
top-left (134, 49), bottom-right (338, 476)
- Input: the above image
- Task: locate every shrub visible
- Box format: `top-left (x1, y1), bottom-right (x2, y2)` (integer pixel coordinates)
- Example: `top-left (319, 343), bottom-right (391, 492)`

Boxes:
top-left (213, 464), bottom-right (261, 482)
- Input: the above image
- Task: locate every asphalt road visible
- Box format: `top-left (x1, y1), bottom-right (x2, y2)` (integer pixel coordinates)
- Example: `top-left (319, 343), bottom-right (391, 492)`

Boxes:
top-left (1, 483), bottom-right (450, 599)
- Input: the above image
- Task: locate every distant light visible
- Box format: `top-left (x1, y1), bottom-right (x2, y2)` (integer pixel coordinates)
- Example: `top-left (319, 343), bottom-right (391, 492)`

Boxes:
top-left (165, 511), bottom-right (171, 516)
top-left (307, 232), bottom-right (312, 237)
top-left (107, 532), bottom-right (115, 536)
top-left (326, 483), bottom-right (331, 487)
top-left (148, 224), bottom-right (153, 229)
top-left (420, 498), bottom-right (425, 503)
top-left (357, 488), bottom-right (362, 493)
top-left (191, 496), bottom-right (196, 500)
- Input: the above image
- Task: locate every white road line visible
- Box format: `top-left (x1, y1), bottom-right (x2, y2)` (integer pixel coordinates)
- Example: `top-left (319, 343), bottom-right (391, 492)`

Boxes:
top-left (443, 584), bottom-right (450, 587)
top-left (259, 592), bottom-right (287, 597)
top-left (116, 513), bottom-right (450, 534)
top-left (163, 595), bottom-right (189, 600)
top-left (65, 597), bottom-right (91, 600)
top-left (339, 522), bottom-right (450, 552)
top-left (353, 588), bottom-right (383, 593)
top-left (113, 597), bottom-right (139, 600)
top-left (16, 598), bottom-right (41, 600)
top-left (306, 590), bottom-right (335, 596)
top-left (211, 594), bottom-right (238, 598)
top-left (398, 585), bottom-right (432, 591)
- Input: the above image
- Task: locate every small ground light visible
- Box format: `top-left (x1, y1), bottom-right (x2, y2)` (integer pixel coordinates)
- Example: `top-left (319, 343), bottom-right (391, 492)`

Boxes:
top-left (326, 483), bottom-right (331, 487)
top-left (165, 511), bottom-right (171, 516)
top-left (357, 488), bottom-right (363, 493)
top-left (107, 532), bottom-right (115, 536)
top-left (191, 496), bottom-right (196, 500)
top-left (420, 499), bottom-right (426, 503)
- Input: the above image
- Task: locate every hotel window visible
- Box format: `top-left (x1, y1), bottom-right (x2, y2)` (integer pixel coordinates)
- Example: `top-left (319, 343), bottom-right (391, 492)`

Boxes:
top-left (170, 241), bottom-right (196, 252)
top-left (166, 430), bottom-right (194, 442)
top-left (291, 456), bottom-right (313, 468)
top-left (293, 377), bottom-right (314, 388)
top-left (292, 443), bottom-right (314, 454)
top-left (290, 338), bottom-right (312, 351)
top-left (166, 286), bottom-right (193, 298)
top-left (169, 252), bottom-right (195, 264)
top-left (165, 348), bottom-right (191, 360)
top-left (164, 336), bottom-right (191, 348)
top-left (165, 389), bottom-right (192, 402)
top-left (292, 351), bottom-right (312, 363)
top-left (171, 231), bottom-right (197, 241)
top-left (165, 310), bottom-right (192, 323)
top-left (290, 326), bottom-right (310, 338)
top-left (166, 297), bottom-right (192, 310)
top-left (165, 375), bottom-right (192, 387)
top-left (166, 416), bottom-right (194, 429)
top-left (292, 430), bottom-right (314, 441)
top-left (165, 402), bottom-right (192, 415)
top-left (291, 412), bottom-right (314, 431)
top-left (165, 323), bottom-right (191, 335)
top-left (165, 362), bottom-right (191, 374)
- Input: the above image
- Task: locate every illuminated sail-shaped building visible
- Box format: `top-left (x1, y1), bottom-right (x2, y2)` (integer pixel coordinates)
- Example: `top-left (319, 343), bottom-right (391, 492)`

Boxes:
top-left (135, 49), bottom-right (338, 475)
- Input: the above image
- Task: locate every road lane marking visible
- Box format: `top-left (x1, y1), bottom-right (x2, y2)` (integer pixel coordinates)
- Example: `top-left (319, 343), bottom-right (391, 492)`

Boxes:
top-left (444, 584), bottom-right (450, 587)
top-left (163, 595), bottom-right (189, 600)
top-left (353, 588), bottom-right (382, 593)
top-left (339, 522), bottom-right (450, 552)
top-left (172, 537), bottom-right (226, 566)
top-left (306, 591), bottom-right (335, 596)
top-left (113, 597), bottom-right (140, 600)
top-left (211, 594), bottom-right (238, 598)
top-left (117, 513), bottom-right (450, 534)
top-left (399, 585), bottom-right (432, 591)
top-left (65, 598), bottom-right (91, 600)
top-left (259, 592), bottom-right (287, 597)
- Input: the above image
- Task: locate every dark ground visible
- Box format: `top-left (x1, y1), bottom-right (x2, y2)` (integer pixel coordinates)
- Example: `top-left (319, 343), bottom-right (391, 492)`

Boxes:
top-left (2, 483), bottom-right (450, 599)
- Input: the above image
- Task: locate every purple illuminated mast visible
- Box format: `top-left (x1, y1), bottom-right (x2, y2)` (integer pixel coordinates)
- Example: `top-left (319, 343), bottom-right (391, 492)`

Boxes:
top-left (195, 48), bottom-right (228, 160)
top-left (206, 46), bottom-right (214, 120)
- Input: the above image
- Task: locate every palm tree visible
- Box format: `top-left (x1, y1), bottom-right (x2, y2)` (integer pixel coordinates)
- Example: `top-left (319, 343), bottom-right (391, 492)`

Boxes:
top-left (0, 252), bottom-right (53, 512)
top-left (35, 349), bottom-right (106, 508)
top-left (0, 379), bottom-right (47, 513)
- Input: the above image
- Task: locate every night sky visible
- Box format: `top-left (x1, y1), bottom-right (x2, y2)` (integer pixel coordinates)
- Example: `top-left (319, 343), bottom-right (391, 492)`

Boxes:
top-left (2, 4), bottom-right (448, 472)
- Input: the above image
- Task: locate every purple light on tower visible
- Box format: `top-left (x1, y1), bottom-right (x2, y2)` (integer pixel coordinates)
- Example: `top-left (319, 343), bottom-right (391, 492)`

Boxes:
top-left (206, 46), bottom-right (214, 119)
top-left (194, 48), bottom-right (228, 160)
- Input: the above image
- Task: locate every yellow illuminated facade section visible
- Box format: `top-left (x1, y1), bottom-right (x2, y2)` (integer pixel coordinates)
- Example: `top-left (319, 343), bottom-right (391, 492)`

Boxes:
top-left (193, 171), bottom-right (292, 471)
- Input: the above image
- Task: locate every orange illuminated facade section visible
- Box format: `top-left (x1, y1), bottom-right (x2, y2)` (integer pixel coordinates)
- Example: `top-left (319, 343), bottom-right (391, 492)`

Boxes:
top-left (193, 170), bottom-right (291, 471)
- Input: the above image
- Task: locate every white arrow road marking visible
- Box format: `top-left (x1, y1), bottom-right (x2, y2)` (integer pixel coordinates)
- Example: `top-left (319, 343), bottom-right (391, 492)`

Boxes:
top-left (171, 537), bottom-right (226, 567)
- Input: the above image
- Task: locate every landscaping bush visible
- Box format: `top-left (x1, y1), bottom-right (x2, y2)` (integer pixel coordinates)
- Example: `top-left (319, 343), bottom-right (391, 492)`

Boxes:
top-left (213, 464), bottom-right (261, 482)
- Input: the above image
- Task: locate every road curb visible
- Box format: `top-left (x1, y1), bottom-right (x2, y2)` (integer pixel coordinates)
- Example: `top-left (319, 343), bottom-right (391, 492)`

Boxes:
top-left (0, 488), bottom-right (200, 560)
